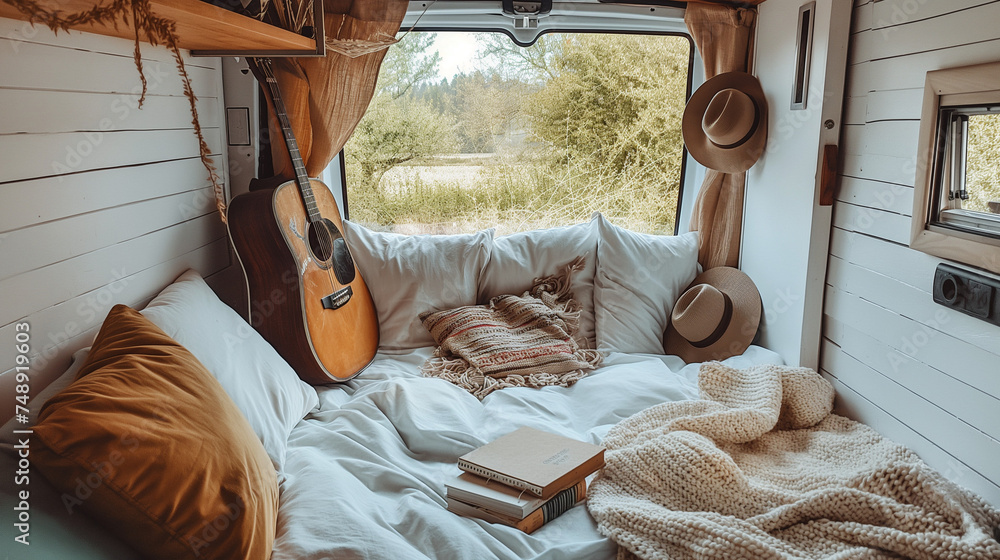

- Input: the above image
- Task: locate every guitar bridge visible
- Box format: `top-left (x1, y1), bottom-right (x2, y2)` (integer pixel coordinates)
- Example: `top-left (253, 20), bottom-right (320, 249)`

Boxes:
top-left (321, 286), bottom-right (353, 310)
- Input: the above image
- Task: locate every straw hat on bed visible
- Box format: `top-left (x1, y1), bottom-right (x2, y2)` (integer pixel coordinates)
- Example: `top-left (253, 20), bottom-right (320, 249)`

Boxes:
top-left (682, 71), bottom-right (768, 173)
top-left (663, 266), bottom-right (762, 363)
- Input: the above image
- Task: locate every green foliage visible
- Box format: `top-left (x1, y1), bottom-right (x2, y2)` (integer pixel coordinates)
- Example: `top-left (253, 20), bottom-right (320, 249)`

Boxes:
top-left (965, 113), bottom-right (1000, 214)
top-left (345, 33), bottom-right (456, 190)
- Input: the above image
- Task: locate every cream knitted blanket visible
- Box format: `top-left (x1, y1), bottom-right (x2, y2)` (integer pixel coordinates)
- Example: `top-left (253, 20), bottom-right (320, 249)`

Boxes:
top-left (587, 363), bottom-right (1000, 560)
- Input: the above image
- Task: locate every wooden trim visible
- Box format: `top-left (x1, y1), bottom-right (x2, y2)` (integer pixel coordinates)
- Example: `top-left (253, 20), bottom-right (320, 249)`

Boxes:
top-left (910, 60), bottom-right (1000, 275)
top-left (819, 144), bottom-right (838, 206)
top-left (0, 0), bottom-right (319, 55)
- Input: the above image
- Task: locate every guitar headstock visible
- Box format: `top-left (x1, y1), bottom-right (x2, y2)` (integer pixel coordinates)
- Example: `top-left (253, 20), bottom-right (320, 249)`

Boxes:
top-left (247, 57), bottom-right (276, 86)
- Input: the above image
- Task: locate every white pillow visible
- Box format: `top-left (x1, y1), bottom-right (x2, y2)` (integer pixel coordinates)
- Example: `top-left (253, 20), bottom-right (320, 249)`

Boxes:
top-left (479, 216), bottom-right (599, 347)
top-left (0, 347), bottom-right (90, 456)
top-left (140, 269), bottom-right (318, 472)
top-left (594, 213), bottom-right (700, 354)
top-left (343, 221), bottom-right (494, 350)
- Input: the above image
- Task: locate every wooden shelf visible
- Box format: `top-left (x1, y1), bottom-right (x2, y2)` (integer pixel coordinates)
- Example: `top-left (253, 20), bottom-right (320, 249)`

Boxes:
top-left (0, 0), bottom-right (323, 56)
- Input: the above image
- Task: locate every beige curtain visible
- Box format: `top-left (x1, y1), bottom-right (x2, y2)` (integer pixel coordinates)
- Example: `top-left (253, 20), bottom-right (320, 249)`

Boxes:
top-left (267, 0), bottom-right (409, 179)
top-left (684, 4), bottom-right (757, 269)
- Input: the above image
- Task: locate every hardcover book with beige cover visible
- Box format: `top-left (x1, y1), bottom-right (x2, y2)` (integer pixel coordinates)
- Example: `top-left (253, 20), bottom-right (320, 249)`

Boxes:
top-left (457, 427), bottom-right (605, 499)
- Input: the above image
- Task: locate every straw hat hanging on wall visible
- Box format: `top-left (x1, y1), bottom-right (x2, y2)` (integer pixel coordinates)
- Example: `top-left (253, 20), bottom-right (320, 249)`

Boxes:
top-left (663, 266), bottom-right (762, 363)
top-left (682, 71), bottom-right (768, 174)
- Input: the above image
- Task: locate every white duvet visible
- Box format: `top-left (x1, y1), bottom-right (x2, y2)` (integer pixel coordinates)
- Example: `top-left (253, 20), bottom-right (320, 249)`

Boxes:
top-left (271, 346), bottom-right (782, 560)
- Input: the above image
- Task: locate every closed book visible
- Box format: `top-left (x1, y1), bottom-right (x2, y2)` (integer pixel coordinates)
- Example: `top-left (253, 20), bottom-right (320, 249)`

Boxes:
top-left (446, 472), bottom-right (559, 518)
top-left (446, 478), bottom-right (587, 534)
top-left (458, 427), bottom-right (605, 499)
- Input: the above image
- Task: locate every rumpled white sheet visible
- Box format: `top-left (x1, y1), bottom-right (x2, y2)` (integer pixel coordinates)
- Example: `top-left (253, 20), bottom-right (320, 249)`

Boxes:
top-left (271, 346), bottom-right (782, 560)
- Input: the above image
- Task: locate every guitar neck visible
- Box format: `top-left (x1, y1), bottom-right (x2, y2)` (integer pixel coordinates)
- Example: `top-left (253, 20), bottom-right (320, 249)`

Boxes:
top-left (257, 58), bottom-right (322, 224)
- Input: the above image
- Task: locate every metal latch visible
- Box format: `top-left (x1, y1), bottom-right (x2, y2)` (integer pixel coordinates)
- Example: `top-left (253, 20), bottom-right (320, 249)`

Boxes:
top-left (502, 0), bottom-right (552, 29)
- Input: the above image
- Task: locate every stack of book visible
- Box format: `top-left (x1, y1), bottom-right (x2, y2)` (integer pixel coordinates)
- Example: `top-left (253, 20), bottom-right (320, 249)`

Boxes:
top-left (445, 426), bottom-right (605, 534)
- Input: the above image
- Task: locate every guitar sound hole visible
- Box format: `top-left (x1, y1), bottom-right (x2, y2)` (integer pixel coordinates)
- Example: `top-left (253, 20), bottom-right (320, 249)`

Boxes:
top-left (307, 219), bottom-right (357, 285)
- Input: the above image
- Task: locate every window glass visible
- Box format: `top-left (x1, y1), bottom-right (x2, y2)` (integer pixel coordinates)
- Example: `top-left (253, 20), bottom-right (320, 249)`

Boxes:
top-left (343, 31), bottom-right (692, 236)
top-left (963, 112), bottom-right (1000, 215)
top-left (932, 105), bottom-right (1000, 235)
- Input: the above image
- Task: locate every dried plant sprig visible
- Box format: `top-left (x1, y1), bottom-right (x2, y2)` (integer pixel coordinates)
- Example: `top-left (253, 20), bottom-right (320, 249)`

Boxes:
top-left (265, 0), bottom-right (311, 34)
top-left (1, 0), bottom-right (227, 223)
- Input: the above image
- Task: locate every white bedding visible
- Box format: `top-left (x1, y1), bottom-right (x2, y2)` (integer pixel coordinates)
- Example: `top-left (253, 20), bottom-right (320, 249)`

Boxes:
top-left (271, 346), bottom-right (782, 560)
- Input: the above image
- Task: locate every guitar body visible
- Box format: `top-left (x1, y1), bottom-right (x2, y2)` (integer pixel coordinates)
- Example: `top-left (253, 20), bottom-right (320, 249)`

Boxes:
top-left (227, 178), bottom-right (379, 384)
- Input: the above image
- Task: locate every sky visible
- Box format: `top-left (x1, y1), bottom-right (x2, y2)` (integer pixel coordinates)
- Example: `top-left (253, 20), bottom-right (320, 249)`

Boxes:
top-left (430, 32), bottom-right (480, 79)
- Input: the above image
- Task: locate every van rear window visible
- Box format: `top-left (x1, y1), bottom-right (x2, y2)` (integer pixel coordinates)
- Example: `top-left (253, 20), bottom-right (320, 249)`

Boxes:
top-left (343, 31), bottom-right (692, 236)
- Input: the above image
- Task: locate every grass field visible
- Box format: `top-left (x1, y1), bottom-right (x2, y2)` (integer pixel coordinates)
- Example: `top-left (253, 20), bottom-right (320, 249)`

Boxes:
top-left (347, 153), bottom-right (681, 236)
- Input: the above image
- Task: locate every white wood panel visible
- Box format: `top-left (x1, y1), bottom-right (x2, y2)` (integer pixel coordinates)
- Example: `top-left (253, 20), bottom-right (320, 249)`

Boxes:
top-left (831, 201), bottom-right (911, 245)
top-left (0, 16), bottom-right (232, 426)
top-left (859, 120), bottom-right (920, 159)
top-left (825, 0), bottom-right (1000, 509)
top-left (0, 16), bottom-right (213, 68)
top-left (836, 176), bottom-right (914, 216)
top-left (0, 212), bottom-right (225, 329)
top-left (824, 284), bottom-right (1000, 397)
top-left (0, 238), bottom-right (229, 418)
top-left (872, 0), bottom-right (999, 31)
top-left (822, 340), bottom-right (1000, 483)
top-left (0, 156), bottom-right (221, 233)
top-left (828, 255), bottom-right (1000, 357)
top-left (0, 89), bottom-right (218, 135)
top-left (865, 88), bottom-right (923, 122)
top-left (840, 123), bottom-right (865, 156)
top-left (822, 373), bottom-right (1000, 506)
top-left (843, 93), bottom-right (867, 126)
top-left (840, 151), bottom-right (916, 186)
top-left (867, 37), bottom-right (1000, 92)
top-left (0, 186), bottom-right (217, 282)
top-left (847, 28), bottom-right (873, 66)
top-left (823, 315), bottom-right (1000, 442)
top-left (829, 227), bottom-right (936, 291)
top-left (0, 36), bottom-right (218, 96)
top-left (0, 127), bottom-right (222, 184)
top-left (869, 1), bottom-right (1000, 60)
top-left (844, 60), bottom-right (870, 98)
top-left (851, 0), bottom-right (872, 34)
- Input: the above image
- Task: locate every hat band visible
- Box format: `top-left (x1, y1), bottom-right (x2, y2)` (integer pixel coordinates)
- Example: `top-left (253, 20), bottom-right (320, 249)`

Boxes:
top-left (687, 293), bottom-right (734, 348)
top-left (709, 98), bottom-right (761, 150)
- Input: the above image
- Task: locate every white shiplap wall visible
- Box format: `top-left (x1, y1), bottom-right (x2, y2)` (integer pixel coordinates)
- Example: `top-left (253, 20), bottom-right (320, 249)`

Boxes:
top-left (0, 17), bottom-right (231, 419)
top-left (823, 0), bottom-right (1000, 506)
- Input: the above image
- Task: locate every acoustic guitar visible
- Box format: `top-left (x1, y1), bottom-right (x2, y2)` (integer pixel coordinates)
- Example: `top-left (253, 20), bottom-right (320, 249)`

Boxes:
top-left (227, 57), bottom-right (379, 384)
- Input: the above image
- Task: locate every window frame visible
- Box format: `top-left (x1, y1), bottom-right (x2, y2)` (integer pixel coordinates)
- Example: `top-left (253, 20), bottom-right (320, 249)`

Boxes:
top-left (911, 60), bottom-right (1000, 275)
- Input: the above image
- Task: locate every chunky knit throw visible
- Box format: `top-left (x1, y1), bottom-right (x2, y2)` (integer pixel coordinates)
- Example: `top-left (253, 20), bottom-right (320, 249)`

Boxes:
top-left (420, 257), bottom-right (602, 399)
top-left (587, 362), bottom-right (1000, 560)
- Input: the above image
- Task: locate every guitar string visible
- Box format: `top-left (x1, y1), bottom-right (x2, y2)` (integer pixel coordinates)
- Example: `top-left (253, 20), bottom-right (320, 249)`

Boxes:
top-left (260, 57), bottom-right (343, 298)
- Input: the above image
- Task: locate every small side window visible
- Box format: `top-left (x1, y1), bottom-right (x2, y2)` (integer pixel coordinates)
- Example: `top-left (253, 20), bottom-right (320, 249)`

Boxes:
top-left (912, 61), bottom-right (1000, 274)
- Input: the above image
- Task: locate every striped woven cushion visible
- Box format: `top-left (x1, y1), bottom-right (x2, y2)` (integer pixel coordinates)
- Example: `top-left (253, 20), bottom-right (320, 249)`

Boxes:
top-left (419, 258), bottom-right (602, 399)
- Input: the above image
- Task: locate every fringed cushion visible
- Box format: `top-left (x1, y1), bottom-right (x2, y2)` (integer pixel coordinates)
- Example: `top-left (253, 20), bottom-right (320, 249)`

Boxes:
top-left (420, 257), bottom-right (603, 399)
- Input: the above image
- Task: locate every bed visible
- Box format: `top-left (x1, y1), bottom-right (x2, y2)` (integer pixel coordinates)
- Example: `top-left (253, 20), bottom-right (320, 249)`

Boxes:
top-left (2, 213), bottom-right (997, 560)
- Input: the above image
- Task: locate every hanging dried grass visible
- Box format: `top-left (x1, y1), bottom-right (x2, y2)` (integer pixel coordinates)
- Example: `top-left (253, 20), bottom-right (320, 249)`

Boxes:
top-left (263, 0), bottom-right (311, 35)
top-left (3, 0), bottom-right (227, 223)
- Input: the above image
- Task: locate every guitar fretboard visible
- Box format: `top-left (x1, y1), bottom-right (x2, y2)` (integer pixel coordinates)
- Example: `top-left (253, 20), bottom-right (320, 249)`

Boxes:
top-left (258, 59), bottom-right (322, 224)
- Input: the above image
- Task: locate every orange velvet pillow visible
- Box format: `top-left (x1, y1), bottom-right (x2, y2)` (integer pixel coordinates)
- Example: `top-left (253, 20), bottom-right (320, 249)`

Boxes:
top-left (32, 304), bottom-right (278, 560)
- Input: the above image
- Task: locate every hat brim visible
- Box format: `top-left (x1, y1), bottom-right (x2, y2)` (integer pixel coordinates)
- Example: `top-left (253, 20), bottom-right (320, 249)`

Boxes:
top-left (682, 72), bottom-right (768, 174)
top-left (663, 267), bottom-right (762, 363)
